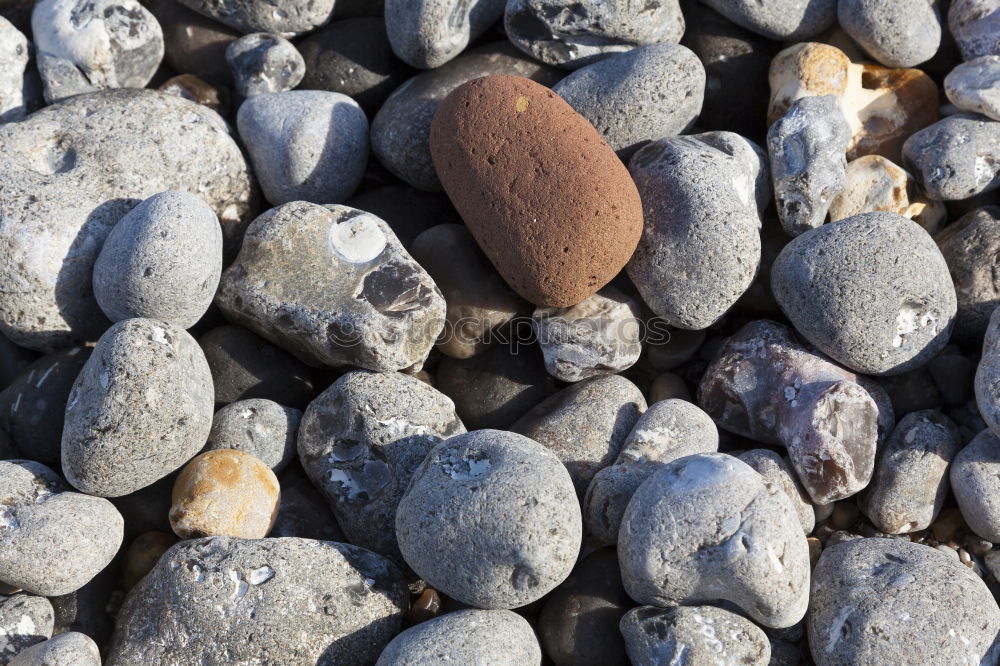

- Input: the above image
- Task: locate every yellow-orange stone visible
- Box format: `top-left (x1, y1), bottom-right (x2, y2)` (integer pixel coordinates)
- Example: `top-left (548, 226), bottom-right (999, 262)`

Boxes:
top-left (170, 449), bottom-right (280, 539)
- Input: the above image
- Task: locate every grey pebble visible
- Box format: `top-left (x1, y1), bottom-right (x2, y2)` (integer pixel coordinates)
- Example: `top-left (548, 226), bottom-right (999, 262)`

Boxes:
top-left (92, 190), bottom-right (222, 329)
top-left (0, 593), bottom-right (54, 663)
top-left (945, 55), bottom-right (1000, 121)
top-left (298, 370), bottom-right (464, 563)
top-left (47, 561), bottom-right (117, 647)
top-left (837, 0), bottom-right (941, 68)
top-left (620, 605), bottom-right (771, 666)
top-left (375, 609), bottom-right (541, 665)
top-left (951, 428), bottom-right (1000, 542)
top-left (948, 0), bottom-right (1000, 61)
top-left (174, 0), bottom-right (336, 35)
top-left (0, 460), bottom-right (123, 597)
top-left (772, 212), bottom-right (957, 375)
top-left (371, 41), bottom-right (561, 191)
top-left (8, 632), bottom-right (100, 666)
top-left (205, 399), bottom-right (300, 472)
top-left (61, 319), bottom-right (214, 497)
top-left (977, 307), bottom-right (1000, 436)
top-left (619, 453), bottom-right (810, 628)
top-left (216, 202), bottom-right (445, 372)
top-left (552, 43), bottom-right (705, 159)
top-left (0, 17), bottom-right (30, 123)
top-left (385, 0), bottom-right (505, 69)
top-left (739, 449), bottom-right (815, 535)
top-left (226, 32), bottom-right (305, 97)
top-left (108, 536), bottom-right (408, 665)
top-left (935, 207), bottom-right (1000, 346)
top-left (902, 113), bottom-right (1000, 201)
top-left (395, 429), bottom-right (582, 609)
top-left (627, 131), bottom-right (768, 329)
top-left (0, 89), bottom-right (255, 352)
top-left (505, 0), bottom-right (685, 70)
top-left (808, 538), bottom-right (1000, 665)
top-left (699, 0), bottom-right (836, 40)
top-left (237, 90), bottom-right (368, 206)
top-left (768, 95), bottom-right (851, 236)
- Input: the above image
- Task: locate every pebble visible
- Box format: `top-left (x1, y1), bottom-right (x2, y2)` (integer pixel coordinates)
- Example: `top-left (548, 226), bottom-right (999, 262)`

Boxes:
top-left (945, 55), bottom-right (1000, 121)
top-left (809, 538), bottom-right (1000, 664)
top-left (108, 537), bottom-right (408, 664)
top-left (61, 318), bottom-right (214, 497)
top-left (619, 453), bottom-right (811, 628)
top-left (8, 631), bottom-right (100, 666)
top-left (215, 202), bottom-right (446, 372)
top-left (627, 131), bottom-right (768, 327)
top-left (157, 73), bottom-right (229, 113)
top-left (949, 0), bottom-right (1000, 61)
top-left (0, 16), bottom-right (30, 123)
top-left (226, 33), bottom-right (305, 98)
top-left (31, 0), bottom-right (164, 103)
top-left (952, 428), bottom-right (1000, 542)
top-left (837, 0), bottom-right (941, 68)
top-left (385, 0), bottom-right (505, 69)
top-left (828, 155), bottom-right (946, 233)
top-left (532, 287), bottom-right (642, 382)
top-left (771, 211), bottom-right (957, 375)
top-left (430, 74), bottom-right (643, 307)
top-left (505, 0), bottom-right (685, 69)
top-left (552, 43), bottom-right (705, 159)
top-left (0, 89), bottom-right (255, 352)
top-left (700, 0), bottom-right (836, 40)
top-left (861, 410), bottom-right (960, 534)
top-left (395, 430), bottom-right (582, 609)
top-left (940, 207), bottom-right (1000, 348)
top-left (297, 370), bottom-right (465, 562)
top-left (92, 191), bottom-right (222, 329)
top-left (237, 90), bottom-right (368, 206)
top-left (739, 449), bottom-right (815, 534)
top-left (0, 460), bottom-right (123, 596)
top-left (120, 531), bottom-right (178, 591)
top-left (375, 609), bottom-right (541, 665)
top-left (620, 604), bottom-right (771, 666)
top-left (174, 0), bottom-right (336, 35)
top-left (169, 450), bottom-right (280, 539)
top-left (205, 399), bottom-right (300, 472)
top-left (902, 113), bottom-right (1000, 201)
top-left (270, 465), bottom-right (345, 541)
top-left (0, 593), bottom-right (54, 660)
top-left (146, 0), bottom-right (237, 85)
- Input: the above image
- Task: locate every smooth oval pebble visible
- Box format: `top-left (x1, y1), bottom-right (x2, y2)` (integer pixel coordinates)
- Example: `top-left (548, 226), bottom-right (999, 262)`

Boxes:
top-left (174, 0), bottom-right (336, 34)
top-left (945, 55), bottom-right (1000, 121)
top-left (620, 605), bottom-right (771, 666)
top-left (430, 74), bottom-right (643, 307)
top-left (700, 0), bottom-right (836, 40)
top-left (225, 32), bottom-right (305, 98)
top-left (0, 593), bottom-right (54, 657)
top-left (837, 0), bottom-right (941, 68)
top-left (902, 113), bottom-right (1000, 201)
top-left (951, 428), bottom-right (1000, 542)
top-left (8, 631), bottom-right (101, 666)
top-left (204, 398), bottom-right (300, 472)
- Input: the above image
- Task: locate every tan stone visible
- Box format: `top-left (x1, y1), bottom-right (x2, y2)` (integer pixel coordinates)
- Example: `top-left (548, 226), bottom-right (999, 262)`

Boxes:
top-left (121, 531), bottom-right (178, 591)
top-left (830, 155), bottom-right (946, 233)
top-left (768, 42), bottom-right (851, 123)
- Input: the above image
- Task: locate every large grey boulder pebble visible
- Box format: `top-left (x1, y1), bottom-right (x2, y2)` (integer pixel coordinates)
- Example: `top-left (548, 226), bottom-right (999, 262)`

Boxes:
top-left (61, 319), bottom-right (214, 497)
top-left (945, 56), bottom-right (1000, 121)
top-left (0, 460), bottom-right (123, 596)
top-left (0, 593), bottom-right (54, 662)
top-left (395, 429), bottom-right (582, 609)
top-left (204, 399), bottom-right (300, 472)
top-left (0, 17), bottom-right (31, 123)
top-left (108, 537), bottom-right (408, 665)
top-left (620, 605), bottom-right (771, 666)
top-left (0, 89), bottom-right (256, 352)
top-left (385, 0), bottom-right (505, 69)
top-left (226, 32), bottom-right (304, 98)
top-left (951, 428), bottom-right (1000, 542)
top-left (772, 212), bottom-right (957, 375)
top-left (739, 449), bottom-right (815, 535)
top-left (902, 113), bottom-right (1000, 201)
top-left (934, 207), bottom-right (1000, 346)
top-left (216, 202), bottom-right (446, 372)
top-left (298, 370), bottom-right (464, 562)
top-left (8, 632), bottom-right (100, 666)
top-left (699, 0), bottom-right (836, 40)
top-left (174, 0), bottom-right (336, 35)
top-left (949, 0), bottom-right (1000, 61)
top-left (837, 0), bottom-right (941, 68)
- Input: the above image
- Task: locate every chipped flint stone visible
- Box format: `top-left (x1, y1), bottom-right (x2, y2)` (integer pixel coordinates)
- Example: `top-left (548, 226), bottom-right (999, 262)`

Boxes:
top-left (0, 460), bottom-right (123, 596)
top-left (226, 33), bottom-right (305, 97)
top-left (0, 88), bottom-right (256, 353)
top-left (205, 399), bottom-right (301, 472)
top-left (532, 287), bottom-right (642, 383)
top-left (945, 56), bottom-right (1000, 122)
top-left (768, 95), bottom-right (851, 236)
top-left (385, 0), bottom-right (506, 69)
top-left (619, 453), bottom-right (811, 629)
top-left (216, 202), bottom-right (446, 372)
top-left (620, 605), bottom-right (771, 666)
top-left (0, 17), bottom-right (31, 123)
top-left (297, 370), bottom-right (464, 562)
top-left (174, 0), bottom-right (336, 35)
top-left (0, 593), bottom-right (54, 660)
top-left (8, 632), bottom-right (101, 666)
top-left (902, 113), bottom-right (1000, 201)
top-left (31, 0), bottom-right (164, 103)
top-left (107, 537), bottom-right (408, 665)
top-left (951, 429), bottom-right (1000, 542)
top-left (627, 131), bottom-right (768, 329)
top-left (740, 449), bottom-right (816, 535)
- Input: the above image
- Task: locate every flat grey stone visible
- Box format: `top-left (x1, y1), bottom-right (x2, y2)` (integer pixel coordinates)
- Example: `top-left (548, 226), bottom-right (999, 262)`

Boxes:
top-left (945, 55), bottom-right (1000, 121)
top-left (837, 0), bottom-right (941, 67)
top-left (375, 610), bottom-right (541, 665)
top-left (620, 605), bottom-right (771, 666)
top-left (205, 399), bottom-right (300, 472)
top-left (700, 0), bottom-right (836, 40)
top-left (385, 0), bottom-right (505, 69)
top-left (902, 113), bottom-right (1000, 201)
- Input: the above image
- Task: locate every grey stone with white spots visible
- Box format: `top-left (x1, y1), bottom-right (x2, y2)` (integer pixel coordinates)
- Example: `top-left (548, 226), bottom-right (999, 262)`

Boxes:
top-left (226, 32), bottom-right (305, 97)
top-left (700, 0), bottom-right (836, 40)
top-left (205, 399), bottom-right (300, 472)
top-left (949, 0), bottom-right (1000, 61)
top-left (739, 449), bottom-right (815, 535)
top-left (945, 56), bottom-right (1000, 121)
top-left (385, 0), bottom-right (505, 69)
top-left (620, 605), bottom-right (771, 666)
top-left (9, 632), bottom-right (100, 666)
top-left (0, 593), bottom-right (54, 663)
top-left (174, 0), bottom-right (336, 35)
top-left (902, 113), bottom-right (1000, 201)
top-left (216, 202), bottom-right (446, 372)
top-left (951, 428), bottom-right (1000, 542)
top-left (837, 0), bottom-right (941, 68)
top-left (0, 17), bottom-right (31, 123)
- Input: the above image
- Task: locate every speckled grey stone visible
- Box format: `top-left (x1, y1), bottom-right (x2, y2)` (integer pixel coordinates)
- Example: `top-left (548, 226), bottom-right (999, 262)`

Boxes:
top-left (837, 0), bottom-right (941, 68)
top-left (768, 95), bottom-right (851, 236)
top-left (237, 90), bottom-right (368, 206)
top-left (949, 0), bottom-right (1000, 61)
top-left (107, 537), bottom-right (408, 665)
top-left (552, 43), bottom-right (705, 159)
top-left (226, 32), bottom-right (305, 97)
top-left (619, 453), bottom-right (810, 628)
top-left (0, 593), bottom-right (54, 662)
top-left (739, 449), bottom-right (815, 535)
top-left (512, 374), bottom-right (646, 495)
top-left (175, 0), bottom-right (336, 35)
top-left (945, 56), bottom-right (1000, 121)
top-left (31, 0), bottom-right (164, 102)
top-left (92, 191), bottom-right (222, 329)
top-left (375, 609), bottom-right (541, 665)
top-left (0, 89), bottom-right (256, 353)
top-left (626, 131), bottom-right (769, 329)
top-left (951, 428), bottom-right (1000, 542)
top-left (298, 370), bottom-right (464, 562)
top-left (205, 399), bottom-right (300, 472)
top-left (772, 212), bottom-right (957, 375)
top-left (371, 41), bottom-right (562, 191)
top-left (395, 429), bottom-right (582, 609)
top-left (620, 605), bottom-right (771, 666)
top-left (808, 538), bottom-right (1000, 665)
top-left (9, 632), bottom-right (100, 666)
top-left (505, 0), bottom-right (685, 70)
top-left (0, 460), bottom-right (123, 596)
top-left (385, 0), bottom-right (505, 69)
top-left (861, 410), bottom-right (960, 534)
top-left (699, 0), bottom-right (836, 40)
top-left (61, 319), bottom-right (214, 497)
top-left (216, 202), bottom-right (446, 372)
top-left (0, 17), bottom-right (30, 124)
top-left (902, 113), bottom-right (1000, 201)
